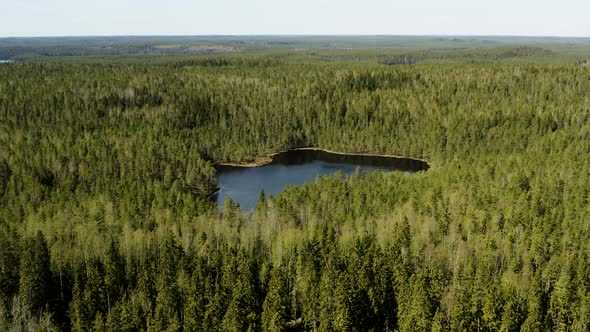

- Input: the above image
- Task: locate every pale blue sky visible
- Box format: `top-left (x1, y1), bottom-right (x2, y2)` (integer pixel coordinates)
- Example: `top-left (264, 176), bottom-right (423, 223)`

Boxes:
top-left (1, 0), bottom-right (589, 37)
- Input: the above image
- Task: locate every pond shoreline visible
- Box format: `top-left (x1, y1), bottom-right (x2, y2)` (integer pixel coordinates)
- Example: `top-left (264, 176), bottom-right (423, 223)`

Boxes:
top-left (216, 147), bottom-right (431, 168)
top-left (213, 147), bottom-right (429, 209)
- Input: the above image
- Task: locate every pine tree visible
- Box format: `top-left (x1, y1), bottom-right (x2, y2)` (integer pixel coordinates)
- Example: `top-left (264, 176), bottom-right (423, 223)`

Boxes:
top-left (500, 287), bottom-right (525, 332)
top-left (482, 281), bottom-right (503, 331)
top-left (521, 274), bottom-right (547, 332)
top-left (399, 272), bottom-right (435, 331)
top-left (0, 222), bottom-right (19, 309)
top-left (262, 265), bottom-right (289, 332)
top-left (18, 231), bottom-right (51, 313)
top-left (183, 258), bottom-right (208, 331)
top-left (548, 269), bottom-right (574, 331)
top-left (103, 238), bottom-right (124, 315)
top-left (317, 254), bottom-right (339, 332)
top-left (222, 252), bottom-right (261, 331)
top-left (151, 232), bottom-right (182, 331)
top-left (69, 273), bottom-right (86, 332)
top-left (83, 259), bottom-right (108, 326)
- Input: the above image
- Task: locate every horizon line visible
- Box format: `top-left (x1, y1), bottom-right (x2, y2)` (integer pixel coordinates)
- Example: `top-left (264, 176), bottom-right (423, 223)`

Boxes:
top-left (1, 34), bottom-right (590, 39)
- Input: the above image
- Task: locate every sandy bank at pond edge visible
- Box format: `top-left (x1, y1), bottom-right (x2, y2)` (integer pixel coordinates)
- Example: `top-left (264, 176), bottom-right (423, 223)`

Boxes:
top-left (216, 147), bottom-right (431, 168)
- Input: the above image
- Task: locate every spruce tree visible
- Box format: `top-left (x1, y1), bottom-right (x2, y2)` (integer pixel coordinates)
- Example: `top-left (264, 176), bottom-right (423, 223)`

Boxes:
top-left (262, 265), bottom-right (289, 332)
top-left (18, 231), bottom-right (51, 313)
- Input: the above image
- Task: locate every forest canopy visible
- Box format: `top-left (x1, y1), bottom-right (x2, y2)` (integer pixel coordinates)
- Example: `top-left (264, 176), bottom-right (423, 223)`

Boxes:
top-left (1, 52), bottom-right (590, 330)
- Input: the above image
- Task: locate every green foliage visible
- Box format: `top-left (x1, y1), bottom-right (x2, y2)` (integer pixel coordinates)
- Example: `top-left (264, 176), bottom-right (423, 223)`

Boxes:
top-left (0, 222), bottom-right (19, 309)
top-left (18, 232), bottom-right (52, 313)
top-left (262, 265), bottom-right (289, 331)
top-left (1, 55), bottom-right (590, 330)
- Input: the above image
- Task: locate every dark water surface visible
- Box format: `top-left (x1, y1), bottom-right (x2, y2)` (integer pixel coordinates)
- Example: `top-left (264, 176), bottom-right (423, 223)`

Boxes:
top-left (213, 149), bottom-right (428, 210)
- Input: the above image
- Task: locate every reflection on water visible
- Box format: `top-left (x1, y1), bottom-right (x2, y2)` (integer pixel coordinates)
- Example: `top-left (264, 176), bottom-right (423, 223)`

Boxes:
top-left (213, 149), bottom-right (428, 210)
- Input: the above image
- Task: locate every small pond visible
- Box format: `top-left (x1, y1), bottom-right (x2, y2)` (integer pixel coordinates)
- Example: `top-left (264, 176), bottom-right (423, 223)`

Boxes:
top-left (212, 149), bottom-right (428, 210)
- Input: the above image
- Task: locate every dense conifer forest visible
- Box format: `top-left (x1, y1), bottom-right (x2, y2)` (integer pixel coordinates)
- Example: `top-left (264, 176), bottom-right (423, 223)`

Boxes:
top-left (1, 44), bottom-right (590, 330)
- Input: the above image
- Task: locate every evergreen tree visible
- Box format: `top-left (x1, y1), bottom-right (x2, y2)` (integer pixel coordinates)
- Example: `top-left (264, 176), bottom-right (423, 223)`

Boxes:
top-left (548, 269), bottom-right (574, 331)
top-left (151, 233), bottom-right (182, 331)
top-left (0, 222), bottom-right (19, 308)
top-left (103, 238), bottom-right (124, 315)
top-left (18, 231), bottom-right (51, 313)
top-left (262, 265), bottom-right (289, 332)
top-left (521, 274), bottom-right (547, 332)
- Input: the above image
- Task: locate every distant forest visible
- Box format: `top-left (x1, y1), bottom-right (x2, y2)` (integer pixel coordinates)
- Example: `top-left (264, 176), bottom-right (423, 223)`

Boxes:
top-left (2, 35), bottom-right (590, 64)
top-left (1, 41), bottom-right (590, 331)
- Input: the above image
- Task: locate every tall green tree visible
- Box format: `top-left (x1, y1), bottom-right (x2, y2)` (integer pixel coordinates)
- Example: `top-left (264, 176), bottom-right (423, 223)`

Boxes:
top-left (262, 265), bottom-right (289, 332)
top-left (0, 222), bottom-right (19, 308)
top-left (18, 231), bottom-right (51, 313)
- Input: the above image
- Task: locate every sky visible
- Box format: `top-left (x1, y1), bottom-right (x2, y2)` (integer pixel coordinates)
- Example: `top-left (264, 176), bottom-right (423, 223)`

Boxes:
top-left (1, 0), bottom-right (589, 37)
